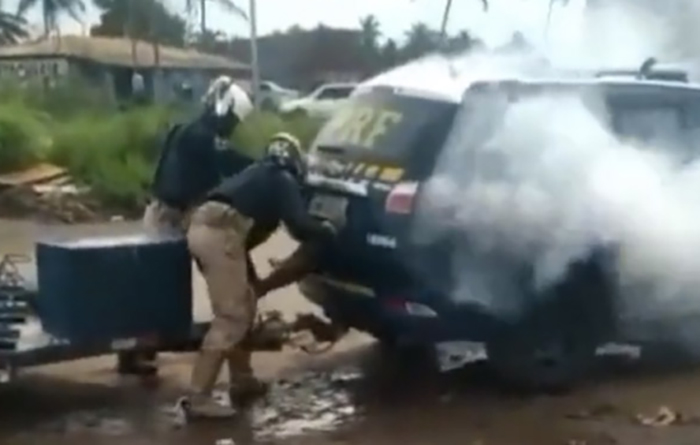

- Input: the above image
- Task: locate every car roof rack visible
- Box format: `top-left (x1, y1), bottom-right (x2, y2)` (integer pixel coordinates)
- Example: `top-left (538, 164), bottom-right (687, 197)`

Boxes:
top-left (595, 57), bottom-right (689, 82)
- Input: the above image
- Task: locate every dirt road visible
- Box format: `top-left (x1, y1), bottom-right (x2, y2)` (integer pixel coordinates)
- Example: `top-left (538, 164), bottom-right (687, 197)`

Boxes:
top-left (3, 219), bottom-right (700, 445)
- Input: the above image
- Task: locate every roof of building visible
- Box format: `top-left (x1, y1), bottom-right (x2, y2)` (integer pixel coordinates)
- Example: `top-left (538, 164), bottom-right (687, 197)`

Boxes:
top-left (0, 35), bottom-right (250, 70)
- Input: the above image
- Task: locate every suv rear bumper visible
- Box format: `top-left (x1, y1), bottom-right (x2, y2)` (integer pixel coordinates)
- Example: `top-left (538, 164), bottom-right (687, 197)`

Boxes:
top-left (299, 274), bottom-right (502, 345)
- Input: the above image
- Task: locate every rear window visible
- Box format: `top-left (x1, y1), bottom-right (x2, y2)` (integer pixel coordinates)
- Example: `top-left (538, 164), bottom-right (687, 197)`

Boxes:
top-left (444, 84), bottom-right (694, 159)
top-left (311, 89), bottom-right (457, 175)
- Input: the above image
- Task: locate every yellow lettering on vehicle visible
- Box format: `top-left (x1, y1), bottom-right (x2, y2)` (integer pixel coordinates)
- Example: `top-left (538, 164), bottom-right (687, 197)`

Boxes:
top-left (379, 167), bottom-right (404, 182)
top-left (364, 165), bottom-right (380, 179)
top-left (364, 110), bottom-right (403, 148)
top-left (325, 106), bottom-right (403, 149)
top-left (338, 107), bottom-right (375, 146)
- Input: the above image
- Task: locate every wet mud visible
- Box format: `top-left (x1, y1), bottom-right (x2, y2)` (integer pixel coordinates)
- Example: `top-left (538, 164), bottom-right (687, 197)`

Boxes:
top-left (4, 219), bottom-right (700, 445)
top-left (4, 340), bottom-right (700, 445)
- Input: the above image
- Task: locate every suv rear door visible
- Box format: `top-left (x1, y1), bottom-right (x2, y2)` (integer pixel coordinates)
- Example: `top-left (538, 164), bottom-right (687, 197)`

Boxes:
top-left (305, 87), bottom-right (458, 287)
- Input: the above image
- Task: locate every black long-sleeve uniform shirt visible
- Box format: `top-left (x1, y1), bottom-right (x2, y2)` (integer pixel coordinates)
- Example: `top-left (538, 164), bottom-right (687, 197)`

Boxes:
top-left (151, 119), bottom-right (253, 210)
top-left (207, 161), bottom-right (333, 248)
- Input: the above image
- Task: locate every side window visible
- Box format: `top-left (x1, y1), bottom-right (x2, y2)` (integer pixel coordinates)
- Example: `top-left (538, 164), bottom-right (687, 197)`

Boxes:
top-left (259, 83), bottom-right (271, 92)
top-left (687, 103), bottom-right (700, 155)
top-left (614, 105), bottom-right (684, 154)
top-left (317, 87), bottom-right (352, 100)
top-left (316, 87), bottom-right (334, 100)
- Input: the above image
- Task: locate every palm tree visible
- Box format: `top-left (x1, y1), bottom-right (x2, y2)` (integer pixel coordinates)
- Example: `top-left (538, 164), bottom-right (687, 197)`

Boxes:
top-left (441, 0), bottom-right (489, 40)
top-left (359, 14), bottom-right (381, 50)
top-left (410, 0), bottom-right (488, 45)
top-left (0, 1), bottom-right (28, 45)
top-left (544, 0), bottom-right (570, 41)
top-left (359, 15), bottom-right (381, 74)
top-left (17, 0), bottom-right (86, 36)
top-left (403, 22), bottom-right (440, 59)
top-left (184, 0), bottom-right (247, 36)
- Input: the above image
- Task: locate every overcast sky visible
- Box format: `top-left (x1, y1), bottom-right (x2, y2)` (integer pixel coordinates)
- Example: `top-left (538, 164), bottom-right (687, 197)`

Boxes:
top-left (2, 0), bottom-right (587, 47)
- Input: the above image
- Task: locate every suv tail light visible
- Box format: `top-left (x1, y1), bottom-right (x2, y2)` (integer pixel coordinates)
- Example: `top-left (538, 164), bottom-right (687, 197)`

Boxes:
top-left (385, 181), bottom-right (418, 214)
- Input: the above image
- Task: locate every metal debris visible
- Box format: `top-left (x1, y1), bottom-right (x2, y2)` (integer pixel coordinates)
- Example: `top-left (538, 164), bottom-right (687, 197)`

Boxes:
top-left (162, 397), bottom-right (189, 428)
top-left (0, 163), bottom-right (104, 222)
top-left (636, 406), bottom-right (677, 427)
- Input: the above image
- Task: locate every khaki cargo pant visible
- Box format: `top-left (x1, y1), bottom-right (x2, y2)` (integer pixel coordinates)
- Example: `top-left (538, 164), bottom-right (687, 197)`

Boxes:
top-left (186, 201), bottom-right (256, 394)
top-left (143, 199), bottom-right (189, 236)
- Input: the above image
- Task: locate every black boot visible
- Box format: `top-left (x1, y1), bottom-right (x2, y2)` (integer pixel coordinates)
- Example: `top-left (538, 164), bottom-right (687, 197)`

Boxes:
top-left (117, 351), bottom-right (158, 376)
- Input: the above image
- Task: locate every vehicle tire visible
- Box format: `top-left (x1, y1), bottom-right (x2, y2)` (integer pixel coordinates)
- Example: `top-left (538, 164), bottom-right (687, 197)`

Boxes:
top-left (117, 350), bottom-right (158, 376)
top-left (375, 339), bottom-right (437, 379)
top-left (486, 252), bottom-right (615, 393)
top-left (486, 320), bottom-right (597, 393)
top-left (374, 332), bottom-right (438, 372)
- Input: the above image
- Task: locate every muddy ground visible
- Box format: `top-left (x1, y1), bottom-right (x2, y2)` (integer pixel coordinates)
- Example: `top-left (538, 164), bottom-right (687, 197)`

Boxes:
top-left (2, 220), bottom-right (700, 445)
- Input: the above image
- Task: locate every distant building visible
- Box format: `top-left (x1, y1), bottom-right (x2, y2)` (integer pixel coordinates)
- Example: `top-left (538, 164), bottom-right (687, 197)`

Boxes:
top-left (0, 35), bottom-right (251, 105)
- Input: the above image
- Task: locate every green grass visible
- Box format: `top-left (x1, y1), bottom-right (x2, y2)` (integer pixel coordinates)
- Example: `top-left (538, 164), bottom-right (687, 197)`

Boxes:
top-left (0, 100), bottom-right (52, 173)
top-left (0, 83), bottom-right (324, 212)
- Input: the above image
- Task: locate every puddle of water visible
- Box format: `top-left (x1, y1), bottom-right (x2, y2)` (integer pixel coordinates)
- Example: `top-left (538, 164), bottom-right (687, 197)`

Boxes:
top-left (251, 369), bottom-right (363, 441)
top-left (35, 410), bottom-right (136, 437)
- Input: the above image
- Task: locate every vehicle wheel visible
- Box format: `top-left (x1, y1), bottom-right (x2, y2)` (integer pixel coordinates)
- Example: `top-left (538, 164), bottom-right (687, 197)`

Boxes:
top-left (486, 322), bottom-right (597, 393)
top-left (375, 333), bottom-right (437, 374)
top-left (117, 350), bottom-right (159, 376)
top-left (487, 249), bottom-right (615, 393)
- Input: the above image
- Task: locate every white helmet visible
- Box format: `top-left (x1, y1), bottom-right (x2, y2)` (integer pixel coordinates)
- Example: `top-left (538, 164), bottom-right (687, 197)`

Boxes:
top-left (203, 75), bottom-right (253, 122)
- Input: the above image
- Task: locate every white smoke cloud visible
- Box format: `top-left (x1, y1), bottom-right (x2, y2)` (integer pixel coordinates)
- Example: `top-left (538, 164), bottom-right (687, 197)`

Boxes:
top-left (417, 91), bottom-right (700, 322)
top-left (352, 0), bottom-right (700, 343)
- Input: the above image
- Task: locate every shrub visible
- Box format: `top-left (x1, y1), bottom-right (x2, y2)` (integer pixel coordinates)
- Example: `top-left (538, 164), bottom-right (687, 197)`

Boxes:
top-left (49, 106), bottom-right (173, 210)
top-left (232, 111), bottom-right (324, 158)
top-left (0, 77), bottom-right (112, 120)
top-left (0, 89), bottom-right (324, 211)
top-left (0, 101), bottom-right (52, 173)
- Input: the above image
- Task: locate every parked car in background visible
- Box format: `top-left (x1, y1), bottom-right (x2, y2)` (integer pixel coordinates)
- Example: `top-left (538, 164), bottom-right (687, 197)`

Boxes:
top-left (278, 82), bottom-right (357, 119)
top-left (258, 80), bottom-right (299, 111)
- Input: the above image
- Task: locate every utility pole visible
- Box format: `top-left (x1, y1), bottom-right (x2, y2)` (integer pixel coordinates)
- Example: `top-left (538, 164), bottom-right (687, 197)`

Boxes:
top-left (249, 0), bottom-right (261, 108)
top-left (439, 0), bottom-right (453, 47)
top-left (200, 0), bottom-right (207, 35)
top-left (544, 0), bottom-right (556, 44)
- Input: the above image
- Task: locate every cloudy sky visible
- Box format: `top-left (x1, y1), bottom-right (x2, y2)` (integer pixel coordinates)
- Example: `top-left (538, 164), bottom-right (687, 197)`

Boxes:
top-left (2, 0), bottom-right (587, 47)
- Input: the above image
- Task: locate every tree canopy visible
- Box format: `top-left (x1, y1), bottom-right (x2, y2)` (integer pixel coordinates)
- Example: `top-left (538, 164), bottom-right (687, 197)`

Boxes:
top-left (90, 0), bottom-right (186, 48)
top-left (0, 9), bottom-right (28, 44)
top-left (17, 0), bottom-right (85, 35)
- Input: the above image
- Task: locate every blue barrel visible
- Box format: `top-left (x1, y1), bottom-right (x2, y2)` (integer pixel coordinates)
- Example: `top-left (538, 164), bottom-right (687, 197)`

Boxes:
top-left (35, 234), bottom-right (192, 343)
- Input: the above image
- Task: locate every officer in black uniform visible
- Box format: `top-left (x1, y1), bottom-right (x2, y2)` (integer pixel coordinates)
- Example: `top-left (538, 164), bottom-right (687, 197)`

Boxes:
top-left (119, 76), bottom-right (255, 376)
top-left (145, 76), bottom-right (255, 236)
top-left (183, 132), bottom-right (336, 418)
